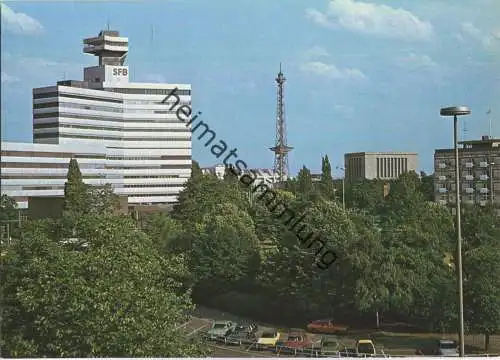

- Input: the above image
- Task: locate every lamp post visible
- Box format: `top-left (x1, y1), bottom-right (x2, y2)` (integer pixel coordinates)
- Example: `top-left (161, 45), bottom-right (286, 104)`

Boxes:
top-left (440, 105), bottom-right (471, 357)
top-left (336, 166), bottom-right (346, 209)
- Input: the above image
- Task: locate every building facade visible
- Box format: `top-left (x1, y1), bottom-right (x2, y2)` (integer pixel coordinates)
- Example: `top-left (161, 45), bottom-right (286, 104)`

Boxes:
top-left (1, 30), bottom-right (192, 208)
top-left (201, 164), bottom-right (279, 187)
top-left (434, 136), bottom-right (500, 209)
top-left (344, 152), bottom-right (418, 182)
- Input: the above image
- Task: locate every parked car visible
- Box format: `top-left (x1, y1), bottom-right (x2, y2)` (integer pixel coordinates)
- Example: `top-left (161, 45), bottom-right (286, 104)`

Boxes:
top-left (320, 335), bottom-right (344, 356)
top-left (307, 319), bottom-right (349, 334)
top-left (416, 339), bottom-right (458, 356)
top-left (206, 320), bottom-right (236, 341)
top-left (256, 329), bottom-right (281, 349)
top-left (225, 322), bottom-right (258, 345)
top-left (275, 332), bottom-right (320, 355)
top-left (355, 339), bottom-right (376, 356)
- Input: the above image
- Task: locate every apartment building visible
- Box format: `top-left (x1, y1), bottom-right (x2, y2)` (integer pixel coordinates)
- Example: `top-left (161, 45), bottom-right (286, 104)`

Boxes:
top-left (344, 152), bottom-right (418, 182)
top-left (434, 136), bottom-right (500, 208)
top-left (1, 29), bottom-right (192, 208)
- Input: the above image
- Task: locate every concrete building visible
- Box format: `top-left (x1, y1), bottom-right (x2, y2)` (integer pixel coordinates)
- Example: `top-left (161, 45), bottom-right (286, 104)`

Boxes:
top-left (434, 135), bottom-right (500, 209)
top-left (1, 29), bottom-right (192, 209)
top-left (344, 152), bottom-right (418, 182)
top-left (201, 164), bottom-right (279, 187)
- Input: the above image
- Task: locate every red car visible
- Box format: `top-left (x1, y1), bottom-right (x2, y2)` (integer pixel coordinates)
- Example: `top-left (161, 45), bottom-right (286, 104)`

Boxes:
top-left (307, 319), bottom-right (349, 334)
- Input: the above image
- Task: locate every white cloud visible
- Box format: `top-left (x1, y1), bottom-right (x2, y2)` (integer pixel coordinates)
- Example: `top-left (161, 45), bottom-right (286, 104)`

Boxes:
top-left (2, 54), bottom-right (91, 85)
top-left (300, 46), bottom-right (366, 81)
top-left (396, 52), bottom-right (438, 69)
top-left (460, 22), bottom-right (499, 49)
top-left (300, 61), bottom-right (366, 80)
top-left (0, 3), bottom-right (43, 36)
top-left (1, 72), bottom-right (21, 83)
top-left (303, 46), bottom-right (330, 60)
top-left (305, 0), bottom-right (433, 41)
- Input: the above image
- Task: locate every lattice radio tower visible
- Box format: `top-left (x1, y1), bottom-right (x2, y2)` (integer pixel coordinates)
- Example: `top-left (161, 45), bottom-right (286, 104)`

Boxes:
top-left (270, 63), bottom-right (293, 183)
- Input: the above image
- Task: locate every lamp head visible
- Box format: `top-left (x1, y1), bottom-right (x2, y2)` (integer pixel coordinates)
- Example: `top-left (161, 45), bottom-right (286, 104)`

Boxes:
top-left (440, 106), bottom-right (471, 117)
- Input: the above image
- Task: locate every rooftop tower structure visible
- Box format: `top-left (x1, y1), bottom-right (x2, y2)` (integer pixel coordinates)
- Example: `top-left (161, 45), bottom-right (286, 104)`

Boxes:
top-left (270, 64), bottom-right (293, 182)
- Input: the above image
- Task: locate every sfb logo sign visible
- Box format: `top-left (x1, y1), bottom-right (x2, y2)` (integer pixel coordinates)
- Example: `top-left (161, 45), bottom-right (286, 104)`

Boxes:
top-left (112, 68), bottom-right (128, 76)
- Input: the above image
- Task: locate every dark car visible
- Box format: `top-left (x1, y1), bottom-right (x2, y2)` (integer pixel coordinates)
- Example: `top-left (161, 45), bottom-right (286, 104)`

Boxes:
top-left (225, 322), bottom-right (258, 345)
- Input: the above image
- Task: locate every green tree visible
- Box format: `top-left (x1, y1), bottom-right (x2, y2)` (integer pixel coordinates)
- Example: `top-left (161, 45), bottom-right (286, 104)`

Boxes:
top-left (2, 215), bottom-right (207, 357)
top-left (87, 184), bottom-right (120, 215)
top-left (142, 212), bottom-right (185, 254)
top-left (191, 160), bottom-right (203, 179)
top-left (319, 155), bottom-right (336, 200)
top-left (173, 173), bottom-right (246, 222)
top-left (345, 178), bottom-right (386, 214)
top-left (1, 194), bottom-right (20, 240)
top-left (0, 194), bottom-right (18, 222)
top-left (190, 203), bottom-right (260, 297)
top-left (296, 166), bottom-right (314, 197)
top-left (462, 205), bottom-right (500, 351)
top-left (419, 171), bottom-right (435, 201)
top-left (63, 159), bottom-right (89, 216)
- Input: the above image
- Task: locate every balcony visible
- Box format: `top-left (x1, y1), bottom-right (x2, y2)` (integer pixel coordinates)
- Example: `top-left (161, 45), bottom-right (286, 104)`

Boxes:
top-left (465, 188), bottom-right (474, 194)
top-left (465, 162), bottom-right (474, 168)
top-left (438, 163), bottom-right (447, 169)
top-left (479, 174), bottom-right (489, 181)
top-left (479, 188), bottom-right (489, 194)
top-left (438, 187), bottom-right (448, 193)
top-left (438, 175), bottom-right (446, 181)
top-left (479, 161), bottom-right (488, 168)
top-left (464, 174), bottom-right (474, 181)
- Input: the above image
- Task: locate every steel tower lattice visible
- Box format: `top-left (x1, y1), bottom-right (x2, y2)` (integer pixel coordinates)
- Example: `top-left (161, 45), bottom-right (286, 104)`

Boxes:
top-left (270, 64), bottom-right (293, 183)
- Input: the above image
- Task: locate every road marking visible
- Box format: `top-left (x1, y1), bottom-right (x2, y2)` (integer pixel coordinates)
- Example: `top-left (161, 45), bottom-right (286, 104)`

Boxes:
top-left (187, 324), bottom-right (208, 337)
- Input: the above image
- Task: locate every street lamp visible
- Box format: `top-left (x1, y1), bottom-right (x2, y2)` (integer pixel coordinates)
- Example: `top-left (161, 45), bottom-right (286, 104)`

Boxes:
top-left (336, 166), bottom-right (346, 210)
top-left (440, 105), bottom-right (471, 357)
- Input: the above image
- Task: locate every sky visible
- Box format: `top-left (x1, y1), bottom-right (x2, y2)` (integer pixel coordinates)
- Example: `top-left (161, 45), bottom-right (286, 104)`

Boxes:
top-left (1, 0), bottom-right (499, 175)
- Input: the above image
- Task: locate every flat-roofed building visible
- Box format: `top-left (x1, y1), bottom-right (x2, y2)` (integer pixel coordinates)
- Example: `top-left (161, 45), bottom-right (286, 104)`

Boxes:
top-left (344, 152), bottom-right (418, 182)
top-left (1, 29), bottom-right (192, 209)
top-left (1, 141), bottom-right (108, 209)
top-left (434, 135), bottom-right (500, 210)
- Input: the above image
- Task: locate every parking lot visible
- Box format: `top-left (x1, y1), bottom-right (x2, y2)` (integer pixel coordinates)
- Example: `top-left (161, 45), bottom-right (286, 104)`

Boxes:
top-left (183, 307), bottom-right (383, 358)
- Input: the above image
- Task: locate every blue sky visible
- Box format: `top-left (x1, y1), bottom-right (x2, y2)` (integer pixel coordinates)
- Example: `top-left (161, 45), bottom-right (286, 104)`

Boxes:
top-left (1, 0), bottom-right (499, 175)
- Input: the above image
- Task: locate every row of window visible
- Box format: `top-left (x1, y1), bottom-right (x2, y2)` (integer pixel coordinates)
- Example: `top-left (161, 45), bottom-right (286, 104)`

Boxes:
top-left (436, 160), bottom-right (496, 169)
top-left (106, 155), bottom-right (190, 160)
top-left (33, 123), bottom-right (189, 133)
top-left (34, 92), bottom-right (122, 103)
top-left (105, 164), bottom-right (192, 169)
top-left (34, 112), bottom-right (187, 123)
top-left (376, 157), bottom-right (408, 179)
top-left (34, 132), bottom-right (191, 142)
top-left (106, 88), bottom-right (190, 95)
top-left (124, 184), bottom-right (184, 188)
top-left (34, 101), bottom-right (123, 113)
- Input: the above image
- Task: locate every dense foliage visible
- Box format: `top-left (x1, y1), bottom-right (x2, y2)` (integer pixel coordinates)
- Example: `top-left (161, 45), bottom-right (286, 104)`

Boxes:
top-left (2, 156), bottom-right (499, 355)
top-left (1, 160), bottom-right (208, 357)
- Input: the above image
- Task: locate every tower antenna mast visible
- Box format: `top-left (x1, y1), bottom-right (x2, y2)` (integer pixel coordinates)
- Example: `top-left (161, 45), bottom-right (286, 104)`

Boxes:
top-left (270, 63), bottom-right (293, 183)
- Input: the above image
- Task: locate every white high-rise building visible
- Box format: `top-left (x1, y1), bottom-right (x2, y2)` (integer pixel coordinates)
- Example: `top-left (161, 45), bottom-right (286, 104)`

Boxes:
top-left (2, 30), bottom-right (192, 208)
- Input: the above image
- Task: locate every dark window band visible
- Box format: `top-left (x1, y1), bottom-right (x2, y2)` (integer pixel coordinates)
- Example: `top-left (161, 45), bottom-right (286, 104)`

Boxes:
top-left (34, 112), bottom-right (182, 123)
top-left (33, 92), bottom-right (123, 103)
top-left (33, 123), bottom-right (189, 132)
top-left (107, 88), bottom-right (191, 95)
